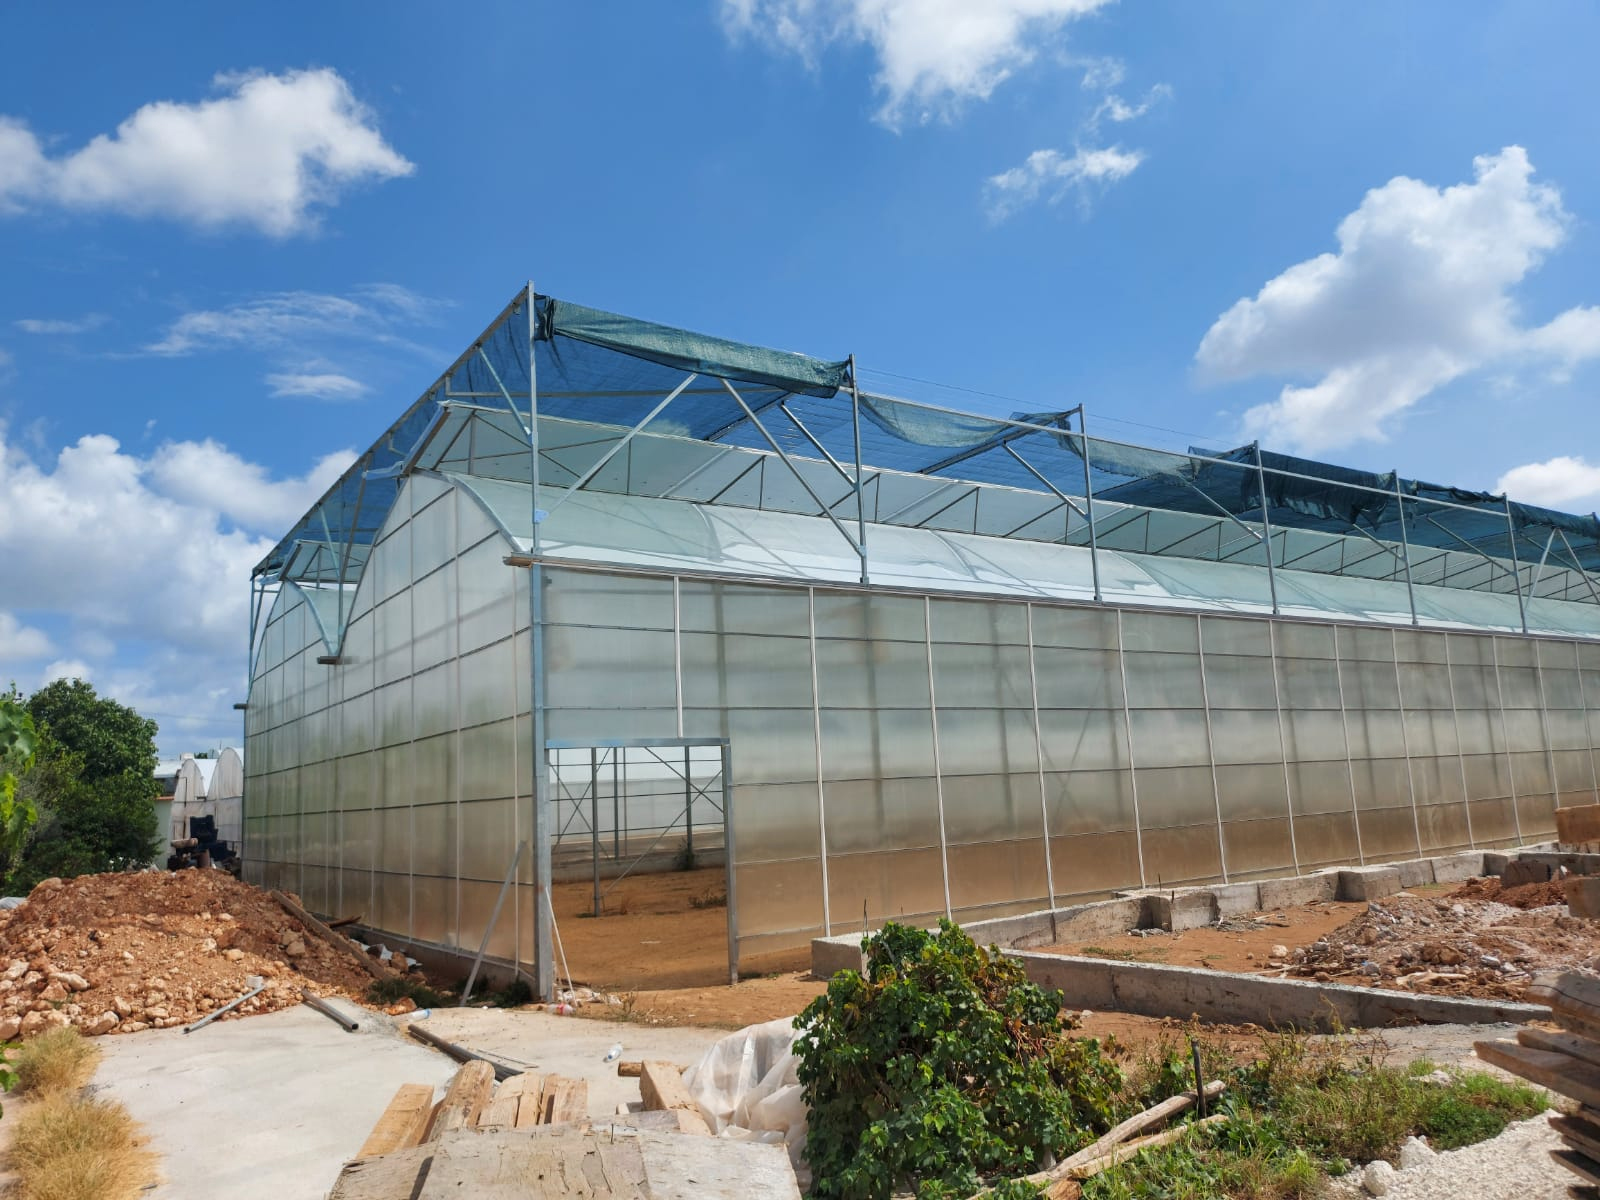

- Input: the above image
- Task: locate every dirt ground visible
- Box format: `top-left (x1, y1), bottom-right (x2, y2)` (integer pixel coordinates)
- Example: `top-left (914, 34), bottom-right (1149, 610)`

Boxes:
top-left (1037, 878), bottom-right (1596, 1002)
top-left (551, 866), bottom-right (807, 992)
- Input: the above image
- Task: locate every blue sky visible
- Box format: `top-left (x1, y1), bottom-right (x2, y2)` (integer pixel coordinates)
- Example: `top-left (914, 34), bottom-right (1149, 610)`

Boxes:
top-left (1, 1), bottom-right (1598, 753)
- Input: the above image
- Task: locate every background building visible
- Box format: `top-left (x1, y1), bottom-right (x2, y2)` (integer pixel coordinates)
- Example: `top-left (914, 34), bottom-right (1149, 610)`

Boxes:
top-left (244, 288), bottom-right (1600, 994)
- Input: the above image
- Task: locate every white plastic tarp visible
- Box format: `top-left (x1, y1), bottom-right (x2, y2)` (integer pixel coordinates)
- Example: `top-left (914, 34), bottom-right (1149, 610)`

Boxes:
top-left (681, 1017), bottom-right (809, 1185)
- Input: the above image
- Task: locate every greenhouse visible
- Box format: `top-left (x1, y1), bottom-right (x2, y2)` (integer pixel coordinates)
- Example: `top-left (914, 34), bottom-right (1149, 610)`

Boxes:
top-left (243, 286), bottom-right (1600, 996)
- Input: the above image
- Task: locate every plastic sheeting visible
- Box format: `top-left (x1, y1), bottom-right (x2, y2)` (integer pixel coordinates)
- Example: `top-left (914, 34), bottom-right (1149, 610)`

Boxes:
top-left (681, 1017), bottom-right (809, 1185)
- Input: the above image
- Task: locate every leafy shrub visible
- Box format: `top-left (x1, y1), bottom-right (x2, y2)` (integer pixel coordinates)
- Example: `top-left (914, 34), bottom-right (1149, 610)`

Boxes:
top-left (795, 920), bottom-right (1121, 1200)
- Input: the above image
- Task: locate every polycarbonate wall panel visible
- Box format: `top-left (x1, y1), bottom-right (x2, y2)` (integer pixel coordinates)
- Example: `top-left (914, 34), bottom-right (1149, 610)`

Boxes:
top-left (245, 477), bottom-right (534, 961)
top-left (246, 475), bottom-right (1594, 970)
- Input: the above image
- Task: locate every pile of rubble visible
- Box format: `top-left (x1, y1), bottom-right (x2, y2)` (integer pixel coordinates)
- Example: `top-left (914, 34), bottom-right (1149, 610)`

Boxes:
top-left (1283, 886), bottom-right (1596, 1001)
top-left (0, 870), bottom-right (395, 1039)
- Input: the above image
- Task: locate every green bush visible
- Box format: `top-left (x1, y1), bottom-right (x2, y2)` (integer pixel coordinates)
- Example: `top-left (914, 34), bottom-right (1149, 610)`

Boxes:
top-left (795, 920), bottom-right (1121, 1200)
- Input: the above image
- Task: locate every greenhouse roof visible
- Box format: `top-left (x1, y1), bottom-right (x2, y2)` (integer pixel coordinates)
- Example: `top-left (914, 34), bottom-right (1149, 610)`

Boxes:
top-left (256, 287), bottom-right (1600, 644)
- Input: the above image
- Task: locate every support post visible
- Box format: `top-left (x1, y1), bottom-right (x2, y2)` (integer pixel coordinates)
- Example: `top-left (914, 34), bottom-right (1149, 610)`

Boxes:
top-left (590, 749), bottom-right (601, 918)
top-left (1253, 441), bottom-right (1280, 616)
top-left (1077, 408), bottom-right (1103, 603)
top-left (849, 355), bottom-right (869, 585)
top-left (526, 283), bottom-right (554, 1002)
top-left (721, 742), bottom-right (738, 985)
top-left (1392, 472), bottom-right (1419, 626)
top-left (1504, 496), bottom-right (1529, 634)
top-left (684, 746), bottom-right (693, 863)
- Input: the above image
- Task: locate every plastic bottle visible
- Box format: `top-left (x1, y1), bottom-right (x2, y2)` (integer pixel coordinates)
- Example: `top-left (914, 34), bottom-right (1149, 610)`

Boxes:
top-left (547, 1002), bottom-right (575, 1015)
top-left (604, 1042), bottom-right (623, 1063)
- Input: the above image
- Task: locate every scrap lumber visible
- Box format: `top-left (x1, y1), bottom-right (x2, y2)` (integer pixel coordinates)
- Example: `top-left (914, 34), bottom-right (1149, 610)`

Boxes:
top-left (538, 1076), bottom-right (590, 1126)
top-left (616, 1060), bottom-right (644, 1077)
top-left (970, 1083), bottom-right (1226, 1199)
top-left (329, 1128), bottom-right (802, 1200)
top-left (1476, 969), bottom-right (1600, 1190)
top-left (358, 1083), bottom-right (437, 1158)
top-left (424, 1060), bottom-right (497, 1142)
top-left (1056, 1114), bottom-right (1230, 1189)
top-left (475, 1070), bottom-right (545, 1130)
top-left (270, 889), bottom-right (388, 981)
top-left (638, 1060), bottom-right (711, 1135)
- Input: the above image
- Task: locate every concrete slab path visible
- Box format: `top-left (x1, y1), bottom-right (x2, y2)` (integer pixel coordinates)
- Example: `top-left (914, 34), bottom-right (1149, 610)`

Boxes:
top-left (90, 1001), bottom-right (733, 1200)
top-left (92, 1000), bottom-right (457, 1200)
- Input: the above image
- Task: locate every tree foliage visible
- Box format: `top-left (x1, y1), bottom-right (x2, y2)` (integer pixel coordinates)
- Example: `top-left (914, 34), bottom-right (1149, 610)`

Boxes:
top-left (0, 680), bottom-right (160, 892)
top-left (795, 920), bottom-right (1122, 1200)
top-left (0, 697), bottom-right (41, 878)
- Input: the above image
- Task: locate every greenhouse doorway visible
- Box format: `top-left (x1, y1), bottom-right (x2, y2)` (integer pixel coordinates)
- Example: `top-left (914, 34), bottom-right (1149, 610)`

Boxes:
top-left (544, 737), bottom-right (739, 983)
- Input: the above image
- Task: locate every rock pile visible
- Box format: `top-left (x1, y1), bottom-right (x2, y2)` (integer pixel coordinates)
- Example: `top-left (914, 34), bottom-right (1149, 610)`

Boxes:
top-left (1285, 888), bottom-right (1596, 1000)
top-left (0, 870), bottom-right (394, 1038)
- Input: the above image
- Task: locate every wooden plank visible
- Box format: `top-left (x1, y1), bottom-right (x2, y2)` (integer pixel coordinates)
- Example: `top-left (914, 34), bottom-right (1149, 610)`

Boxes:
top-left (1554, 1116), bottom-right (1600, 1165)
top-left (639, 1130), bottom-right (801, 1200)
top-left (1476, 1040), bottom-right (1600, 1109)
top-left (417, 1131), bottom-right (649, 1199)
top-left (270, 889), bottom-right (389, 981)
top-left (1556, 1149), bottom-right (1600, 1189)
top-left (638, 1061), bottom-right (710, 1135)
top-left (424, 1060), bottom-right (497, 1142)
top-left (617, 1061), bottom-right (643, 1077)
top-left (544, 1077), bottom-right (590, 1126)
top-left (329, 1145), bottom-right (435, 1200)
top-left (357, 1083), bottom-right (437, 1158)
top-left (1524, 1028), bottom-right (1600, 1073)
top-left (1531, 973), bottom-right (1600, 1025)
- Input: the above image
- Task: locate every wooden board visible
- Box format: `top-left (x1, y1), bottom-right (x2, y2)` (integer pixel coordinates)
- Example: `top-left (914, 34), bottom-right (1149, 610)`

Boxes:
top-left (1531, 975), bottom-right (1600, 1037)
top-left (542, 1077), bottom-right (590, 1126)
top-left (329, 1128), bottom-right (802, 1200)
top-left (419, 1132), bottom-right (648, 1199)
top-left (638, 1062), bottom-right (710, 1135)
top-left (479, 1071), bottom-right (545, 1130)
top-left (1554, 1116), bottom-right (1600, 1165)
top-left (424, 1060), bottom-right (497, 1142)
top-left (1555, 1149), bottom-right (1600, 1189)
top-left (270, 889), bottom-right (388, 981)
top-left (357, 1083), bottom-right (437, 1158)
top-left (1524, 1028), bottom-right (1600, 1073)
top-left (1476, 1040), bottom-right (1600, 1109)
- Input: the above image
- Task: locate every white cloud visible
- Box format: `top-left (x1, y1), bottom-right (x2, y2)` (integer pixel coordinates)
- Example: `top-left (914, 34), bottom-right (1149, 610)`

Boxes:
top-left (41, 659), bottom-right (91, 687)
top-left (722, 0), bottom-right (1114, 125)
top-left (1087, 83), bottom-right (1170, 133)
top-left (266, 372), bottom-right (369, 401)
top-left (146, 284), bottom-right (430, 357)
top-left (14, 315), bottom-right (107, 335)
top-left (1197, 147), bottom-right (1600, 453)
top-left (984, 144), bottom-right (1143, 220)
top-left (0, 426), bottom-right (312, 661)
top-left (1496, 456), bottom-right (1600, 509)
top-left (0, 612), bottom-right (53, 660)
top-left (146, 438), bottom-right (357, 532)
top-left (0, 68), bottom-right (412, 236)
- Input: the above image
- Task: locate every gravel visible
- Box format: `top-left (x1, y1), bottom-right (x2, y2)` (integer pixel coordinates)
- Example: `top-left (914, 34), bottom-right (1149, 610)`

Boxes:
top-left (1329, 1115), bottom-right (1569, 1199)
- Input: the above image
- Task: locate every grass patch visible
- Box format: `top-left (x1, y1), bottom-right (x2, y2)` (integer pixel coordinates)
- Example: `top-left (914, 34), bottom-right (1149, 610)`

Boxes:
top-left (14, 1026), bottom-right (98, 1095)
top-left (366, 975), bottom-right (451, 1010)
top-left (6, 1028), bottom-right (155, 1200)
top-left (8, 1091), bottom-right (155, 1200)
top-left (1076, 1032), bottom-right (1548, 1200)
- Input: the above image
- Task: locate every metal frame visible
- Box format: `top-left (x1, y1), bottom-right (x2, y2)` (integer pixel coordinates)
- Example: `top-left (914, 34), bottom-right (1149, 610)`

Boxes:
top-left (545, 736), bottom-right (737, 984)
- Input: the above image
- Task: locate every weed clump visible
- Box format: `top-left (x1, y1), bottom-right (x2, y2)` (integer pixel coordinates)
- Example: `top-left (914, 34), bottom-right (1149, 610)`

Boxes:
top-left (796, 920), bottom-right (1121, 1200)
top-left (14, 1026), bottom-right (98, 1095)
top-left (7, 1027), bottom-right (155, 1200)
top-left (366, 975), bottom-right (450, 1010)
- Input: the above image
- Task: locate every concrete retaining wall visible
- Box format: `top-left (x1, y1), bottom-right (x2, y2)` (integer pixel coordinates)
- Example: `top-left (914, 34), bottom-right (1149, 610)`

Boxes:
top-left (811, 842), bottom-right (1566, 1019)
top-left (1009, 951), bottom-right (1548, 1031)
